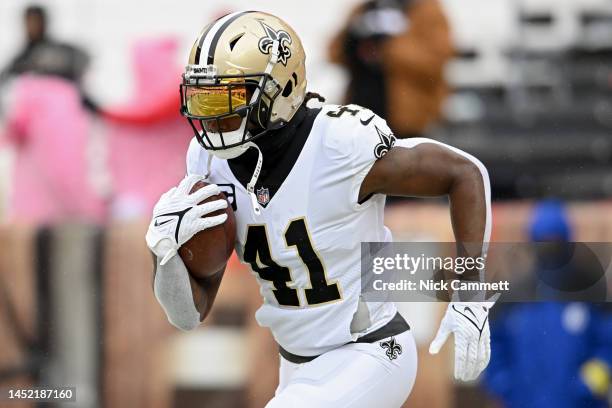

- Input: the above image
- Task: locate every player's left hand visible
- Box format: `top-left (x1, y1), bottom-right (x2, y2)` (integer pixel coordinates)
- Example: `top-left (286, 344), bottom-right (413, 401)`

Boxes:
top-left (429, 301), bottom-right (493, 381)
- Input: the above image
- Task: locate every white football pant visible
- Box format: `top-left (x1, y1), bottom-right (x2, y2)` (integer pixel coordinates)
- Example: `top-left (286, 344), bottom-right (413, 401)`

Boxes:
top-left (266, 329), bottom-right (417, 408)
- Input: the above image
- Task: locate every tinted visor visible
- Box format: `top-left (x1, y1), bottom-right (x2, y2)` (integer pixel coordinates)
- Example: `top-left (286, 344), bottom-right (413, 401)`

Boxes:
top-left (184, 80), bottom-right (248, 117)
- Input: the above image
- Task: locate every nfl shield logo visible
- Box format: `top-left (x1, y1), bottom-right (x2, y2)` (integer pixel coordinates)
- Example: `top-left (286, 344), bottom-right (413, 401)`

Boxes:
top-left (256, 187), bottom-right (270, 206)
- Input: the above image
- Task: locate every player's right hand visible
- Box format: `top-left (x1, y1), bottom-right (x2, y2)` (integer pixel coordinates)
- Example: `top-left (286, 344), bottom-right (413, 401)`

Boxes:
top-left (145, 175), bottom-right (228, 266)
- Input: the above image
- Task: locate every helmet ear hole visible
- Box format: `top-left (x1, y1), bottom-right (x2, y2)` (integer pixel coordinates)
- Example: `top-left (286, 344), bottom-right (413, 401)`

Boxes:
top-left (282, 80), bottom-right (293, 97)
top-left (229, 33), bottom-right (245, 51)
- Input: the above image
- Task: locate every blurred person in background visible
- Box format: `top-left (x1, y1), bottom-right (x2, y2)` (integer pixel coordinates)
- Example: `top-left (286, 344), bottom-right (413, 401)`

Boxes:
top-left (328, 0), bottom-right (453, 139)
top-left (1, 75), bottom-right (106, 224)
top-left (0, 4), bottom-right (98, 113)
top-left (0, 5), bottom-right (106, 223)
top-left (484, 200), bottom-right (612, 408)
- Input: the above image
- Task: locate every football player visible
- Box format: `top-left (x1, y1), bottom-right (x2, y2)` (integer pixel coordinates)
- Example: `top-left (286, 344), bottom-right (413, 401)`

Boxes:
top-left (146, 11), bottom-right (492, 408)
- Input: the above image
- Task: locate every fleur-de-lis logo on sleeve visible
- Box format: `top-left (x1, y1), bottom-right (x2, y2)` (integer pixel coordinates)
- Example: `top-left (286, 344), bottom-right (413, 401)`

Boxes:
top-left (258, 21), bottom-right (293, 66)
top-left (373, 126), bottom-right (396, 159)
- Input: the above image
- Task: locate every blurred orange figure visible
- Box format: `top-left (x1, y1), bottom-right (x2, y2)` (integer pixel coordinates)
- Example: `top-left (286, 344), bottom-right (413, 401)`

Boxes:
top-left (329, 0), bottom-right (454, 138)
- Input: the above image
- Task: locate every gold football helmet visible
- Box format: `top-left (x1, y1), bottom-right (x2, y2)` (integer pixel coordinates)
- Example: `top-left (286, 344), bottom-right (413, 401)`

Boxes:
top-left (180, 11), bottom-right (307, 158)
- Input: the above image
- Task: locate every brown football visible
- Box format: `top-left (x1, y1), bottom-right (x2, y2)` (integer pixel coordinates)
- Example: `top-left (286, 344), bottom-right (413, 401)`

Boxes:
top-left (178, 181), bottom-right (236, 278)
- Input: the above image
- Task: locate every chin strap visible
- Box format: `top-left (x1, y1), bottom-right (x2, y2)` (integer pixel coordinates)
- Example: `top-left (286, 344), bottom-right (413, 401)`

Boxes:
top-left (245, 142), bottom-right (263, 216)
top-left (204, 153), bottom-right (214, 180)
top-left (204, 141), bottom-right (262, 216)
top-left (249, 39), bottom-right (279, 112)
top-left (204, 41), bottom-right (279, 216)
top-left (268, 40), bottom-right (280, 65)
top-left (241, 41), bottom-right (278, 217)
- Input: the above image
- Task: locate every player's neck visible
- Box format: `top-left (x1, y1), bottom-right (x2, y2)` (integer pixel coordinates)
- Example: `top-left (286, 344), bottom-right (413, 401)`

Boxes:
top-left (233, 104), bottom-right (308, 168)
top-left (225, 103), bottom-right (320, 195)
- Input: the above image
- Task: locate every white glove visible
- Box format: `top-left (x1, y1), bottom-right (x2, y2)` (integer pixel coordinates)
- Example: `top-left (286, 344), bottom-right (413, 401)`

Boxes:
top-left (429, 301), bottom-right (493, 381)
top-left (146, 175), bottom-right (228, 265)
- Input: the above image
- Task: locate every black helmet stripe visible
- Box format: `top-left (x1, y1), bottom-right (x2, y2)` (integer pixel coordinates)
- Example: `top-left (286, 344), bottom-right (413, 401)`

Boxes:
top-left (198, 11), bottom-right (253, 65)
top-left (206, 11), bottom-right (253, 64)
top-left (193, 20), bottom-right (217, 64)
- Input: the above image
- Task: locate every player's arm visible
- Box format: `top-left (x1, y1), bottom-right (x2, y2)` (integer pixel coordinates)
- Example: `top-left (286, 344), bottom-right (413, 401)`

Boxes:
top-left (146, 175), bottom-right (228, 331)
top-left (151, 255), bottom-right (224, 329)
top-left (360, 138), bottom-right (490, 246)
top-left (361, 138), bottom-right (494, 382)
top-left (188, 266), bottom-right (225, 321)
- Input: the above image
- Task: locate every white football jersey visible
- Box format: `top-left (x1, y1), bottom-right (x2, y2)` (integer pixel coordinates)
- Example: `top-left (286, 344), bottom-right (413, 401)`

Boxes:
top-left (187, 104), bottom-right (398, 356)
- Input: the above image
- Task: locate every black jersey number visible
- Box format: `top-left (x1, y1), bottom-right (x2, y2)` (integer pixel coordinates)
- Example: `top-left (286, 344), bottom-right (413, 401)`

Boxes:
top-left (243, 218), bottom-right (341, 307)
top-left (326, 105), bottom-right (375, 127)
top-left (326, 105), bottom-right (361, 118)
